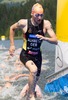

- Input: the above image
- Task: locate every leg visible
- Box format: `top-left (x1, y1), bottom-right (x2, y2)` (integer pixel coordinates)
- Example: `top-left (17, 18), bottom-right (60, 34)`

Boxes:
top-left (35, 85), bottom-right (43, 98)
top-left (20, 50), bottom-right (42, 99)
top-left (25, 60), bottom-right (37, 99)
top-left (20, 84), bottom-right (29, 97)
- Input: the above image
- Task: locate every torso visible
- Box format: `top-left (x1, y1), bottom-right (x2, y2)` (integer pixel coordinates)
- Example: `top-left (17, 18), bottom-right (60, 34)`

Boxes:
top-left (22, 19), bottom-right (47, 34)
top-left (22, 19), bottom-right (45, 54)
top-left (18, 18), bottom-right (49, 55)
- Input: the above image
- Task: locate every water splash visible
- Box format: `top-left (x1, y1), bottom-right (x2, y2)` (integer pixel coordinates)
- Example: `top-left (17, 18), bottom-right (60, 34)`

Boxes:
top-left (0, 48), bottom-right (59, 100)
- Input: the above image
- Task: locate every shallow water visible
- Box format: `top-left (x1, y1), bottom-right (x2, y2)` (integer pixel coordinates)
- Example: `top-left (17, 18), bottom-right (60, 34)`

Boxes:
top-left (0, 40), bottom-right (68, 100)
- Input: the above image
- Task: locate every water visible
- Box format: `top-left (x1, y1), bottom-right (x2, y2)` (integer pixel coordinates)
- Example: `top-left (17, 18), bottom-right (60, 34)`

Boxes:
top-left (0, 40), bottom-right (68, 100)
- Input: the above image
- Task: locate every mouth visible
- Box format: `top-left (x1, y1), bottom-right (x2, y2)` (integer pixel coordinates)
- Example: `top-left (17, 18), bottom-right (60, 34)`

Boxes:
top-left (37, 19), bottom-right (42, 23)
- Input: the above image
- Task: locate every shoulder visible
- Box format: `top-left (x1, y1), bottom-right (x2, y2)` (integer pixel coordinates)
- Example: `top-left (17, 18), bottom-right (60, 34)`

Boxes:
top-left (44, 20), bottom-right (52, 29)
top-left (18, 19), bottom-right (28, 26)
top-left (44, 20), bottom-right (51, 26)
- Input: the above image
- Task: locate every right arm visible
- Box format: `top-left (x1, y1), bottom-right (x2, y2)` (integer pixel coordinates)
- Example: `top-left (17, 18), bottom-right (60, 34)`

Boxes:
top-left (9, 19), bottom-right (27, 55)
top-left (9, 23), bottom-right (18, 56)
top-left (9, 23), bottom-right (18, 46)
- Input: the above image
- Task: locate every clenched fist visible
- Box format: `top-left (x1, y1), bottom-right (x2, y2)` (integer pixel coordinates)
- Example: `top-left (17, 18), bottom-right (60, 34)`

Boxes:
top-left (9, 45), bottom-right (15, 56)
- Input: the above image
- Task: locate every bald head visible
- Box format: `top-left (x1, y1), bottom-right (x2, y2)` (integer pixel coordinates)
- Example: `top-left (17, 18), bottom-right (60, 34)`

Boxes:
top-left (31, 3), bottom-right (44, 14)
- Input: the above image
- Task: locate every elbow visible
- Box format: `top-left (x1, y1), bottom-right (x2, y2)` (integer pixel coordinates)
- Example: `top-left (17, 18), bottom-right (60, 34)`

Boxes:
top-left (10, 25), bottom-right (15, 32)
top-left (54, 37), bottom-right (58, 45)
top-left (10, 26), bottom-right (13, 31)
top-left (56, 37), bottom-right (58, 43)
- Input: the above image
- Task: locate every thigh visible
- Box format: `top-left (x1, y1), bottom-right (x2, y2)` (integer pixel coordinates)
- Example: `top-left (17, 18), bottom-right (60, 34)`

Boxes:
top-left (20, 49), bottom-right (30, 65)
top-left (25, 60), bottom-right (37, 73)
top-left (20, 49), bottom-right (37, 72)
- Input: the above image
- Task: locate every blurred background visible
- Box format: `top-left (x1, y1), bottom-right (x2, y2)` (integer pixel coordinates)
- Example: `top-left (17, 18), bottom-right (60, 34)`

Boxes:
top-left (0, 0), bottom-right (57, 40)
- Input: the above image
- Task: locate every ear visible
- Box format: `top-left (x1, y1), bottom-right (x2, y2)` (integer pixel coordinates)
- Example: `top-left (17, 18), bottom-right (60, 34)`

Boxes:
top-left (31, 11), bottom-right (34, 16)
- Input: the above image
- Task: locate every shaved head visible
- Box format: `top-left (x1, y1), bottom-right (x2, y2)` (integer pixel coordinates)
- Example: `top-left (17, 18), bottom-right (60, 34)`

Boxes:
top-left (31, 3), bottom-right (44, 14)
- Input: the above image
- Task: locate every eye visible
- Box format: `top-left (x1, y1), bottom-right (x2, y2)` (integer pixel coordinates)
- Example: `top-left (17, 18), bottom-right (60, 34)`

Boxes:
top-left (35, 14), bottom-right (43, 17)
top-left (40, 14), bottom-right (43, 17)
top-left (35, 14), bottom-right (39, 17)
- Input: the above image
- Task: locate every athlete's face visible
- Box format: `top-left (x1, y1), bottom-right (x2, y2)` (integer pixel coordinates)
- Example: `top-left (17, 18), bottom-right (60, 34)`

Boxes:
top-left (33, 13), bottom-right (44, 24)
top-left (31, 6), bottom-right (44, 24)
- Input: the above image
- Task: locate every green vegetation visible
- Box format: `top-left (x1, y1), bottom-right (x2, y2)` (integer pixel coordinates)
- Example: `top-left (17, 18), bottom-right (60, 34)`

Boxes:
top-left (0, 0), bottom-right (57, 39)
top-left (0, 0), bottom-right (27, 3)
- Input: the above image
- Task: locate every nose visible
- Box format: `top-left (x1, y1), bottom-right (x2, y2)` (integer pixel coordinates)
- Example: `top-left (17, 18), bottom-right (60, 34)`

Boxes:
top-left (38, 16), bottom-right (42, 19)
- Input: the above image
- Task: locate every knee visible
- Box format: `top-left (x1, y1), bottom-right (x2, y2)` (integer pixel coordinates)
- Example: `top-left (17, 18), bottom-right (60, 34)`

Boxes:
top-left (30, 71), bottom-right (37, 78)
top-left (30, 67), bottom-right (37, 76)
top-left (30, 66), bottom-right (37, 77)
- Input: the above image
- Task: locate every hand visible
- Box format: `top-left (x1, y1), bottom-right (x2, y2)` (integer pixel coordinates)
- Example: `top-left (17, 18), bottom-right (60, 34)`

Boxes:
top-left (9, 45), bottom-right (15, 56)
top-left (36, 34), bottom-right (45, 40)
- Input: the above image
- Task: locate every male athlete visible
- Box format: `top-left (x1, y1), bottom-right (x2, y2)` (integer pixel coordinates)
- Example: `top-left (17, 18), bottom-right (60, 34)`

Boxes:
top-left (9, 3), bottom-right (57, 100)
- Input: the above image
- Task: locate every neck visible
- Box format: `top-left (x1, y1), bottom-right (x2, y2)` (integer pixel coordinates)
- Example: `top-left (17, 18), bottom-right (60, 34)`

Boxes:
top-left (31, 18), bottom-right (38, 26)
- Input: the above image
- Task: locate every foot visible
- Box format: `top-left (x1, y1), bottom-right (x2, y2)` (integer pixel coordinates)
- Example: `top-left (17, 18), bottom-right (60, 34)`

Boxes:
top-left (26, 94), bottom-right (36, 100)
top-left (30, 95), bottom-right (35, 100)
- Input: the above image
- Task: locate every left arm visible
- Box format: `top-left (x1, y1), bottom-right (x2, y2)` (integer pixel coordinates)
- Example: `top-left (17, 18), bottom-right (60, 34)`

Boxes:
top-left (36, 20), bottom-right (57, 44)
